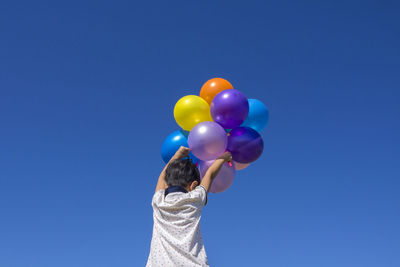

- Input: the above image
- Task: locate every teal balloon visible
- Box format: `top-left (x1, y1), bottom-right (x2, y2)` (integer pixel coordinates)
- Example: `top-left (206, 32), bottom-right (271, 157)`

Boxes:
top-left (180, 130), bottom-right (190, 138)
top-left (161, 130), bottom-right (199, 164)
top-left (242, 99), bottom-right (269, 132)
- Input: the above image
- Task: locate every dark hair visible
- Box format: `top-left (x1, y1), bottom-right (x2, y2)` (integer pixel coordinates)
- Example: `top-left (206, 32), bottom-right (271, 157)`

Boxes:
top-left (165, 158), bottom-right (200, 188)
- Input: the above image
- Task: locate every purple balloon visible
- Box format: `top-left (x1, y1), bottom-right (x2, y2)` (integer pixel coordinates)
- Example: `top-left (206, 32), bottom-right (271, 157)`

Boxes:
top-left (211, 90), bottom-right (249, 129)
top-left (227, 127), bottom-right (264, 163)
top-left (198, 160), bottom-right (235, 193)
top-left (188, 121), bottom-right (227, 161)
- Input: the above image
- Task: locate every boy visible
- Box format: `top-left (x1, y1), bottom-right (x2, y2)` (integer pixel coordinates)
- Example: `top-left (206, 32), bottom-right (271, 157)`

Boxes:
top-left (146, 146), bottom-right (232, 266)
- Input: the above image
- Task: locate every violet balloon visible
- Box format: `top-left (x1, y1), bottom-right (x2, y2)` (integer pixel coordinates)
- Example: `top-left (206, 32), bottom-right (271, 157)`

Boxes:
top-left (227, 127), bottom-right (264, 163)
top-left (210, 90), bottom-right (249, 129)
top-left (198, 160), bottom-right (235, 193)
top-left (188, 121), bottom-right (227, 161)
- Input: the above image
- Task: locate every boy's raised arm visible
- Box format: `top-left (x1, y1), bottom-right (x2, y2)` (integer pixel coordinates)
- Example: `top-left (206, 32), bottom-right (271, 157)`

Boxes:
top-left (155, 146), bottom-right (190, 192)
top-left (200, 152), bottom-right (232, 193)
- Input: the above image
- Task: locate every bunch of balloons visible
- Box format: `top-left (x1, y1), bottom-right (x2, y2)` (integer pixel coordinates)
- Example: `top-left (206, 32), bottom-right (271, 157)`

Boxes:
top-left (161, 78), bottom-right (269, 193)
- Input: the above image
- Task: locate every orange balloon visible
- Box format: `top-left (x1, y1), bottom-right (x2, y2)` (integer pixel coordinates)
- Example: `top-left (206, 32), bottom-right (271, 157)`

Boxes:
top-left (233, 161), bottom-right (250, 171)
top-left (200, 78), bottom-right (234, 105)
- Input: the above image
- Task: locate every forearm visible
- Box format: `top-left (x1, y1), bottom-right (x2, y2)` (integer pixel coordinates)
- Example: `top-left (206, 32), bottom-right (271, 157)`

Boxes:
top-left (206, 159), bottom-right (225, 179)
top-left (200, 159), bottom-right (225, 192)
top-left (155, 155), bottom-right (180, 192)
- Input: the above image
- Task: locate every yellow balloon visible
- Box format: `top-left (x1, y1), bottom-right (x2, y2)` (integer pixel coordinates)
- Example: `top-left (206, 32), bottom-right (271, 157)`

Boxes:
top-left (174, 95), bottom-right (212, 131)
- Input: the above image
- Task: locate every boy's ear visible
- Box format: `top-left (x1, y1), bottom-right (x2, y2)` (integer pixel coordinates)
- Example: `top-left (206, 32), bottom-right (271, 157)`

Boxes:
top-left (189, 180), bottom-right (199, 191)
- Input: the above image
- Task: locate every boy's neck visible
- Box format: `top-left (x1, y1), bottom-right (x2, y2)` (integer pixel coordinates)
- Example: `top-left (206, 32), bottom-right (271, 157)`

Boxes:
top-left (165, 186), bottom-right (188, 196)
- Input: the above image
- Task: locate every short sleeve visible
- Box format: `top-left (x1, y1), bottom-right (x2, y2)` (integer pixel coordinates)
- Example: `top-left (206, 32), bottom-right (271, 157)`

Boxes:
top-left (151, 190), bottom-right (164, 207)
top-left (188, 185), bottom-right (208, 206)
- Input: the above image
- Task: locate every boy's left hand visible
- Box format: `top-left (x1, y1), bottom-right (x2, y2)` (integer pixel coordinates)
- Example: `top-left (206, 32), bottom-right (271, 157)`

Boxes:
top-left (172, 146), bottom-right (190, 160)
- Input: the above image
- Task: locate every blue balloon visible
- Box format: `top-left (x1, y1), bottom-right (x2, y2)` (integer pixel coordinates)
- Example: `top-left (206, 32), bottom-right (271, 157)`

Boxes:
top-left (242, 99), bottom-right (269, 132)
top-left (161, 130), bottom-right (199, 164)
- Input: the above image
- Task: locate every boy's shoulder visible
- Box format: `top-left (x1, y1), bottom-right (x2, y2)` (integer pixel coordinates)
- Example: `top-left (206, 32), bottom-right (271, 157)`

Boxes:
top-left (152, 185), bottom-right (207, 208)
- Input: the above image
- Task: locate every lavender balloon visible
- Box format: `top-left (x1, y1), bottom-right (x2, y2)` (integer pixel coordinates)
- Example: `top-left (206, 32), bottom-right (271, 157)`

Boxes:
top-left (188, 121), bottom-right (227, 161)
top-left (227, 127), bottom-right (264, 163)
top-left (210, 90), bottom-right (249, 129)
top-left (198, 160), bottom-right (235, 193)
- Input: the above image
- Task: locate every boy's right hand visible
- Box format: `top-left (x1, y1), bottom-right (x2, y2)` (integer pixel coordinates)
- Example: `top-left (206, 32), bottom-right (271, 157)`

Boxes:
top-left (172, 146), bottom-right (190, 160)
top-left (218, 151), bottom-right (232, 162)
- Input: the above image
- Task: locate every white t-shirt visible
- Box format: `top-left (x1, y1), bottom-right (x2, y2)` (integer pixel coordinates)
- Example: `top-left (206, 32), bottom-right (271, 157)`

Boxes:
top-left (146, 185), bottom-right (209, 267)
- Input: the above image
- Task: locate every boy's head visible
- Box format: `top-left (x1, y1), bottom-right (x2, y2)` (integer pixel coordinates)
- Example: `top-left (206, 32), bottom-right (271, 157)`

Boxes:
top-left (165, 158), bottom-right (200, 191)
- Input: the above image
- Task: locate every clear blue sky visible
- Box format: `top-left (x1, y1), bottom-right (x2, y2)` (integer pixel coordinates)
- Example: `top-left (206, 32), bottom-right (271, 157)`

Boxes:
top-left (1, 0), bottom-right (399, 266)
